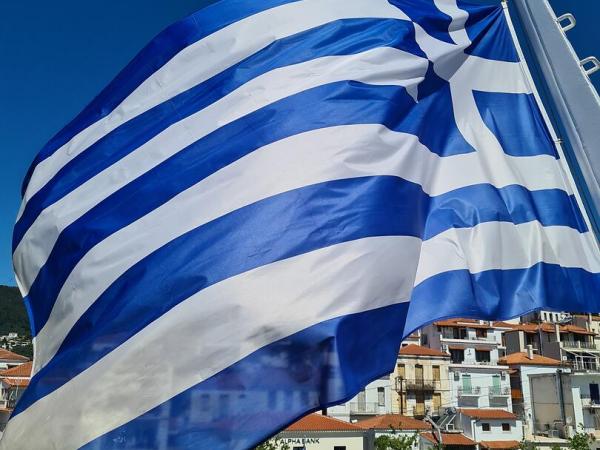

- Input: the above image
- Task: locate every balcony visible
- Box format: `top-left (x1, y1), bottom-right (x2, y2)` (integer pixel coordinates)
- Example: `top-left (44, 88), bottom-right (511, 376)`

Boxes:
top-left (458, 387), bottom-right (481, 396)
top-left (561, 340), bottom-right (598, 351)
top-left (580, 397), bottom-right (600, 409)
top-left (488, 386), bottom-right (510, 397)
top-left (564, 360), bottom-right (600, 372)
top-left (404, 379), bottom-right (441, 392)
top-left (348, 402), bottom-right (385, 415)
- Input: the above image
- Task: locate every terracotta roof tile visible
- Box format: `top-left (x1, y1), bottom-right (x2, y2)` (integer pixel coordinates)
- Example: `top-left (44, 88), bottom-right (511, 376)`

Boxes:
top-left (0, 349), bottom-right (28, 362)
top-left (509, 323), bottom-right (596, 336)
top-left (286, 414), bottom-right (362, 432)
top-left (480, 441), bottom-right (520, 449)
top-left (0, 362), bottom-right (32, 378)
top-left (459, 409), bottom-right (517, 420)
top-left (421, 433), bottom-right (476, 446)
top-left (499, 352), bottom-right (562, 367)
top-left (356, 414), bottom-right (430, 430)
top-left (399, 344), bottom-right (450, 358)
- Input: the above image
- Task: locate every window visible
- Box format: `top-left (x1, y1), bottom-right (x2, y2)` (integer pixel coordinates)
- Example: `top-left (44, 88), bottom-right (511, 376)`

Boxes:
top-left (476, 328), bottom-right (486, 338)
top-left (293, 447), bottom-right (305, 450)
top-left (334, 447), bottom-right (347, 450)
top-left (482, 423), bottom-right (491, 432)
top-left (502, 423), bottom-right (511, 432)
top-left (378, 387), bottom-right (385, 406)
top-left (476, 350), bottom-right (490, 362)
top-left (397, 364), bottom-right (406, 379)
top-left (450, 349), bottom-right (464, 364)
top-left (433, 365), bottom-right (441, 382)
top-left (433, 393), bottom-right (441, 413)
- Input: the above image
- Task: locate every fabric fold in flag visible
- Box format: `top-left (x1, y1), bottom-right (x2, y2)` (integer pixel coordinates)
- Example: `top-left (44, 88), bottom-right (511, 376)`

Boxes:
top-left (4, 0), bottom-right (600, 449)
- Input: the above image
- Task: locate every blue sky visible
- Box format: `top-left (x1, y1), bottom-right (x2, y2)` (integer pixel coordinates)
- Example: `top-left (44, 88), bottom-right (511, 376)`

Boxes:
top-left (0, 0), bottom-right (598, 286)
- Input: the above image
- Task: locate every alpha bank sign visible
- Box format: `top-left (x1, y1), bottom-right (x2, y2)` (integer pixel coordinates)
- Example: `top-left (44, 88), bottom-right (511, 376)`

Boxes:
top-left (281, 437), bottom-right (321, 446)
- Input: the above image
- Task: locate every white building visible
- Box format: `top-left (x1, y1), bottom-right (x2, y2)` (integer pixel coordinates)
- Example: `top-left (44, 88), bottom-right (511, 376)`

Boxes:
top-left (421, 319), bottom-right (512, 411)
top-left (328, 376), bottom-right (393, 423)
top-left (455, 408), bottom-right (523, 449)
top-left (275, 413), bottom-right (366, 450)
top-left (498, 349), bottom-right (564, 439)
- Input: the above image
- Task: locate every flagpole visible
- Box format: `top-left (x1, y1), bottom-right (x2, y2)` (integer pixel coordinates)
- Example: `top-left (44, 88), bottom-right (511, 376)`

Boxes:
top-left (507, 0), bottom-right (600, 244)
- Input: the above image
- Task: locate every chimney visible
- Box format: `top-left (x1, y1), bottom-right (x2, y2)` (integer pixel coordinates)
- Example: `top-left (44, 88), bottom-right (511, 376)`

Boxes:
top-left (526, 344), bottom-right (534, 360)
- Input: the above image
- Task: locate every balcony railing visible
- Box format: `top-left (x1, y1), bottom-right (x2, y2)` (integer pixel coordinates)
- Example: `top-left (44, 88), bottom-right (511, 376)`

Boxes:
top-left (458, 387), bottom-right (481, 396)
top-left (563, 360), bottom-right (600, 372)
top-left (489, 386), bottom-right (510, 397)
top-left (560, 340), bottom-right (598, 350)
top-left (580, 396), bottom-right (600, 408)
top-left (348, 401), bottom-right (384, 415)
top-left (404, 379), bottom-right (441, 391)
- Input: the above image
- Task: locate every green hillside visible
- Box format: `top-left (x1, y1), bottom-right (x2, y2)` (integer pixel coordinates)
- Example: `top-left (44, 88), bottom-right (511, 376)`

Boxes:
top-left (0, 285), bottom-right (31, 338)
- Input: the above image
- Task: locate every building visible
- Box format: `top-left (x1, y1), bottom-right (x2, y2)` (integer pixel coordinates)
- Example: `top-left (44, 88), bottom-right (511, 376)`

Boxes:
top-left (499, 349), bottom-right (564, 439)
top-left (0, 360), bottom-right (31, 433)
top-left (328, 376), bottom-right (393, 422)
top-left (0, 349), bottom-right (28, 371)
top-left (392, 344), bottom-right (451, 418)
top-left (503, 322), bottom-right (600, 371)
top-left (420, 432), bottom-right (477, 450)
top-left (275, 413), bottom-right (366, 450)
top-left (421, 319), bottom-right (512, 411)
top-left (356, 414), bottom-right (430, 450)
top-left (454, 408), bottom-right (523, 447)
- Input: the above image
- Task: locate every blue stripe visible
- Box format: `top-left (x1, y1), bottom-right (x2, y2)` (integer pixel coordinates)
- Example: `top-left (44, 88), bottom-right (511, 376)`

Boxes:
top-left (425, 185), bottom-right (587, 240)
top-left (459, 3), bottom-right (519, 63)
top-left (16, 179), bottom-right (590, 414)
top-left (405, 263), bottom-right (600, 336)
top-left (21, 0), bottom-right (300, 196)
top-left (14, 18), bottom-right (426, 248)
top-left (474, 91), bottom-right (558, 158)
top-left (80, 302), bottom-right (410, 450)
top-left (15, 175), bottom-right (428, 415)
top-left (389, 0), bottom-right (455, 44)
top-left (22, 78), bottom-right (475, 337)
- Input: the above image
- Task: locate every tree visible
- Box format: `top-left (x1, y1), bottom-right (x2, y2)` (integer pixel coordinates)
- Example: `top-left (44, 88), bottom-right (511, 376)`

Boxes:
top-left (254, 437), bottom-right (290, 450)
top-left (374, 430), bottom-right (419, 450)
top-left (568, 425), bottom-right (596, 450)
top-left (520, 440), bottom-right (537, 450)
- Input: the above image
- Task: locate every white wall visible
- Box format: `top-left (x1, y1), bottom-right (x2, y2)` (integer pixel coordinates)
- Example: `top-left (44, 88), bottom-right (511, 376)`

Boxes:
top-left (276, 432), bottom-right (365, 450)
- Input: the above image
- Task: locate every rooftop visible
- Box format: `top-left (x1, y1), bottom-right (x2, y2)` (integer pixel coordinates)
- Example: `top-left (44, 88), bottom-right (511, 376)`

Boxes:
top-left (399, 344), bottom-right (450, 358)
top-left (0, 349), bottom-right (28, 362)
top-left (286, 414), bottom-right (363, 432)
top-left (421, 432), bottom-right (476, 446)
top-left (0, 361), bottom-right (32, 378)
top-left (1, 377), bottom-right (29, 388)
top-left (435, 319), bottom-right (492, 330)
top-left (499, 352), bottom-right (562, 367)
top-left (356, 414), bottom-right (430, 431)
top-left (458, 409), bottom-right (517, 420)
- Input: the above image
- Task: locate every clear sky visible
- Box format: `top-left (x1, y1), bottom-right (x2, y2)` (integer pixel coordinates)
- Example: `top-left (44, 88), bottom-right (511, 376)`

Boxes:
top-left (0, 0), bottom-right (598, 286)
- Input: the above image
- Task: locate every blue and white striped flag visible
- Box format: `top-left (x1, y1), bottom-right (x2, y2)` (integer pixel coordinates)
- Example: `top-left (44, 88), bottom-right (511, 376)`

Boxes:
top-left (4, 0), bottom-right (600, 448)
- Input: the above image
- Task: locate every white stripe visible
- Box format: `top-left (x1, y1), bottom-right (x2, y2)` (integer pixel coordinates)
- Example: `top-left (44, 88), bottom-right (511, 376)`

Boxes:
top-left (453, 56), bottom-right (531, 94)
top-left (14, 46), bottom-right (429, 295)
top-left (18, 0), bottom-right (410, 214)
top-left (434, 0), bottom-right (470, 47)
top-left (29, 124), bottom-right (573, 375)
top-left (1, 236), bottom-right (420, 450)
top-left (415, 222), bottom-right (600, 286)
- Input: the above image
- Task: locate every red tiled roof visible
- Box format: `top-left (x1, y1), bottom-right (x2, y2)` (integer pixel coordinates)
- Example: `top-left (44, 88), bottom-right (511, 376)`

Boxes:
top-left (356, 414), bottom-right (430, 431)
top-left (421, 433), bottom-right (476, 446)
top-left (509, 323), bottom-right (596, 336)
top-left (459, 409), bottom-right (517, 420)
top-left (286, 414), bottom-right (362, 432)
top-left (499, 352), bottom-right (562, 367)
top-left (399, 344), bottom-right (450, 358)
top-left (493, 321), bottom-right (519, 329)
top-left (0, 361), bottom-right (32, 377)
top-left (2, 377), bottom-right (29, 388)
top-left (480, 441), bottom-right (520, 449)
top-left (0, 349), bottom-right (28, 362)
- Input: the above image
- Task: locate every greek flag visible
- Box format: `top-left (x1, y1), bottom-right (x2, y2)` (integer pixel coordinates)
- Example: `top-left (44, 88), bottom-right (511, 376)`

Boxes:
top-left (4, 0), bottom-right (600, 448)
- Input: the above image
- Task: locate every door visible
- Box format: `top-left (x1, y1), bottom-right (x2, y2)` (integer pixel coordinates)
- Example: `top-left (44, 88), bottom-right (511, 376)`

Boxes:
top-left (433, 365), bottom-right (440, 388)
top-left (492, 374), bottom-right (501, 395)
top-left (590, 383), bottom-right (600, 404)
top-left (433, 393), bottom-right (441, 415)
top-left (357, 390), bottom-right (366, 412)
top-left (415, 365), bottom-right (424, 388)
top-left (462, 374), bottom-right (472, 394)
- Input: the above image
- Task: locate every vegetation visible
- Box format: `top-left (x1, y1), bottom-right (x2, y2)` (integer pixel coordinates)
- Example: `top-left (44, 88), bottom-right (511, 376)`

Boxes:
top-left (568, 426), bottom-right (596, 450)
top-left (254, 437), bottom-right (290, 450)
top-left (374, 429), bottom-right (419, 450)
top-left (0, 285), bottom-right (30, 338)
